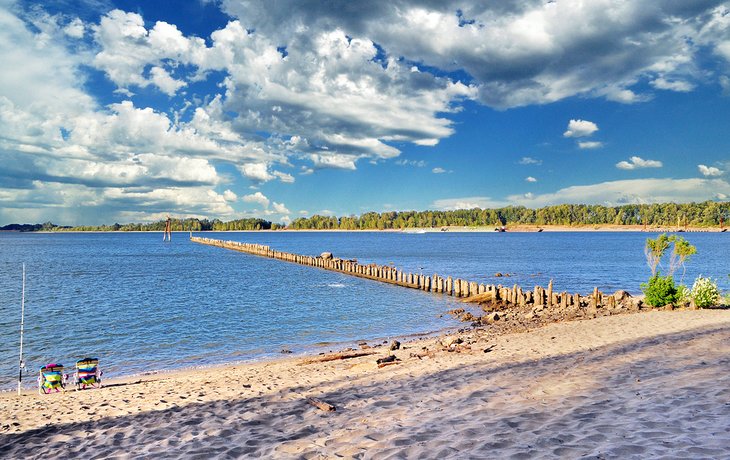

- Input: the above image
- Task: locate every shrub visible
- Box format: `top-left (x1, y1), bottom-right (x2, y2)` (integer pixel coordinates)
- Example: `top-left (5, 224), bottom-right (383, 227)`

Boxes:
top-left (641, 273), bottom-right (678, 307)
top-left (691, 276), bottom-right (720, 308)
top-left (675, 284), bottom-right (691, 306)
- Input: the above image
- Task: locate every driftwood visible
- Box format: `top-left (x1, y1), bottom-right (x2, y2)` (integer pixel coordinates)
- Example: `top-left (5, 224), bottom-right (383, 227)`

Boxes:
top-left (376, 355), bottom-right (397, 365)
top-left (410, 351), bottom-right (435, 360)
top-left (377, 361), bottom-right (400, 369)
top-left (306, 397), bottom-right (336, 412)
top-left (299, 350), bottom-right (376, 365)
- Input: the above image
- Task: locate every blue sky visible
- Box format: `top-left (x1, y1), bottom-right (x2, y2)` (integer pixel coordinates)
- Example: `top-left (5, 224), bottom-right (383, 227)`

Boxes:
top-left (1, 0), bottom-right (729, 225)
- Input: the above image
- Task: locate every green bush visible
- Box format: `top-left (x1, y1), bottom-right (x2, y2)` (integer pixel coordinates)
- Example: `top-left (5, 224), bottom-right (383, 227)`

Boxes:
top-left (675, 284), bottom-right (691, 306)
top-left (691, 276), bottom-right (720, 308)
top-left (641, 273), bottom-right (678, 307)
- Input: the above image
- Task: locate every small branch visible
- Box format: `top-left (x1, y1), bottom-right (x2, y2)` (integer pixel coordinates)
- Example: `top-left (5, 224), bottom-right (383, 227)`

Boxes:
top-left (306, 397), bottom-right (336, 412)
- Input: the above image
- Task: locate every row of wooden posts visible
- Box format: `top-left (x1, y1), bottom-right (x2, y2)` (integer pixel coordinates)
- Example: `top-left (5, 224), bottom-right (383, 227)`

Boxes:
top-left (191, 237), bottom-right (613, 310)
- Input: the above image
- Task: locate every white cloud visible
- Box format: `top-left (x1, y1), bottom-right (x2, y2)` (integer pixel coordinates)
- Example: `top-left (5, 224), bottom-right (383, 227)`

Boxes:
top-left (505, 178), bottom-right (730, 207)
top-left (431, 196), bottom-right (507, 211)
top-left (563, 119), bottom-right (598, 138)
top-left (396, 159), bottom-right (427, 167)
top-left (698, 164), bottom-right (723, 177)
top-left (221, 1), bottom-right (729, 109)
top-left (239, 163), bottom-right (275, 183)
top-left (578, 141), bottom-right (603, 150)
top-left (616, 156), bottom-right (663, 170)
top-left (431, 178), bottom-right (730, 211)
top-left (432, 167), bottom-right (447, 174)
top-left (525, 176), bottom-right (537, 182)
top-left (242, 191), bottom-right (270, 208)
top-left (63, 18), bottom-right (85, 38)
top-left (518, 157), bottom-right (542, 165)
top-left (272, 202), bottom-right (290, 214)
top-left (223, 189), bottom-right (237, 202)
top-left (149, 66), bottom-right (186, 96)
top-left (273, 171), bottom-right (295, 183)
top-left (310, 153), bottom-right (358, 170)
top-left (4, 2), bottom-right (730, 225)
top-left (651, 77), bottom-right (694, 92)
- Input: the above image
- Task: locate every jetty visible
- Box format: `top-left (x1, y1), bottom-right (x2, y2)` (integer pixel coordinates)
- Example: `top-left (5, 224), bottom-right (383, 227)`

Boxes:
top-left (191, 237), bottom-right (624, 312)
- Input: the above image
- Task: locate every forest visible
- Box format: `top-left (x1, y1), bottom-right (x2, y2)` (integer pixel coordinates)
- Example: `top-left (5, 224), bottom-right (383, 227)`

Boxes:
top-left (1, 201), bottom-right (728, 232)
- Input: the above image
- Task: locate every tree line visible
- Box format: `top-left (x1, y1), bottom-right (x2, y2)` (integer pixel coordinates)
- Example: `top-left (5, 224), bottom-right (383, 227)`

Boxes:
top-left (289, 201), bottom-right (730, 230)
top-left (1, 201), bottom-right (728, 232)
top-left (0, 218), bottom-right (278, 232)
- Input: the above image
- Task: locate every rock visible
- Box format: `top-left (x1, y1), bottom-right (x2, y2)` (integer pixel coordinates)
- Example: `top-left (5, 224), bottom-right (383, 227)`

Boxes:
top-left (389, 340), bottom-right (401, 351)
top-left (487, 312), bottom-right (500, 322)
top-left (495, 272), bottom-right (503, 277)
top-left (320, 252), bottom-right (333, 260)
top-left (440, 336), bottom-right (463, 348)
top-left (280, 348), bottom-right (292, 354)
top-left (613, 290), bottom-right (631, 301)
top-left (524, 312), bottom-right (535, 320)
top-left (460, 312), bottom-right (476, 322)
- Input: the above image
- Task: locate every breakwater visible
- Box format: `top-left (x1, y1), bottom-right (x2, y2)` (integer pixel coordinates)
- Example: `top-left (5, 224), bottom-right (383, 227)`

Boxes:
top-left (191, 237), bottom-right (622, 312)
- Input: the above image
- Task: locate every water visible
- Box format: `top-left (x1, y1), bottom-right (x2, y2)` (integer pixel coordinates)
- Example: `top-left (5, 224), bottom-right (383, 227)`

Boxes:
top-left (1, 231), bottom-right (728, 389)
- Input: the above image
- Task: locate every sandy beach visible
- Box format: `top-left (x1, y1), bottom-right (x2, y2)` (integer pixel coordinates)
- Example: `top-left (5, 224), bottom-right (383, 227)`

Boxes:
top-left (1, 309), bottom-right (729, 458)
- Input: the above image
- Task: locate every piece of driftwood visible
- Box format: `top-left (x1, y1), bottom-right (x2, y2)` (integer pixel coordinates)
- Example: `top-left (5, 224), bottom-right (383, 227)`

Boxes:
top-left (376, 355), bottom-right (397, 365)
top-left (306, 397), bottom-right (336, 412)
top-left (410, 351), bottom-right (435, 360)
top-left (377, 361), bottom-right (400, 369)
top-left (299, 350), bottom-right (376, 365)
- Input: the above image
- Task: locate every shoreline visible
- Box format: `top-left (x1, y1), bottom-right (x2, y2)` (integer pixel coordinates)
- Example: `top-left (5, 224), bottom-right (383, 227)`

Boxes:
top-left (3, 223), bottom-right (728, 234)
top-left (2, 309), bottom-right (729, 457)
top-left (0, 323), bottom-right (461, 394)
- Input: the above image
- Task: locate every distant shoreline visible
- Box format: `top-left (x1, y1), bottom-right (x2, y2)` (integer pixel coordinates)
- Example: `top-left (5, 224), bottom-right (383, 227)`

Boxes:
top-left (3, 224), bottom-right (727, 234)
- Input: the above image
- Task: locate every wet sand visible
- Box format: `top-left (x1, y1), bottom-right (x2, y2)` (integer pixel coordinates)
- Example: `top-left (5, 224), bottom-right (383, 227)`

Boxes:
top-left (1, 309), bottom-right (729, 458)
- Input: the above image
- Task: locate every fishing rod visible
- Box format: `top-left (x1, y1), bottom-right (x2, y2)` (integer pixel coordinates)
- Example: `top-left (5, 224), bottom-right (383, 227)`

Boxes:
top-left (17, 263), bottom-right (26, 395)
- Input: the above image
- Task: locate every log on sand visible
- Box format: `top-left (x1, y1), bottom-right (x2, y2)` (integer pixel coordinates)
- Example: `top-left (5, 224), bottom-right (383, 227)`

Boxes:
top-left (299, 350), bottom-right (377, 365)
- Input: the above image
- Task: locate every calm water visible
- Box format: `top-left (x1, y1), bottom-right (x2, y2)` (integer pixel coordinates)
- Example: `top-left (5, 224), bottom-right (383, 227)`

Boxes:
top-left (1, 231), bottom-right (728, 389)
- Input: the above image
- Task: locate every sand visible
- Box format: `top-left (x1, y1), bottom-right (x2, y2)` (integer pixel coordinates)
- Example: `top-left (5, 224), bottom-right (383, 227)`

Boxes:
top-left (2, 309), bottom-right (729, 459)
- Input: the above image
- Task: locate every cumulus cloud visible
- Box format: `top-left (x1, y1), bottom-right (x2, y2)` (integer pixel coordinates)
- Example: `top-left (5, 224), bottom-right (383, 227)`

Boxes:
top-left (525, 176), bottom-right (537, 182)
top-left (220, 0), bottom-right (730, 108)
top-left (616, 156), bottom-right (663, 170)
top-left (242, 191), bottom-right (270, 208)
top-left (238, 163), bottom-right (282, 183)
top-left (432, 167), bottom-right (447, 174)
top-left (698, 164), bottom-right (723, 177)
top-left (223, 189), bottom-right (237, 202)
top-left (4, 1), bottom-right (730, 225)
top-left (272, 202), bottom-right (290, 214)
top-left (63, 17), bottom-right (85, 38)
top-left (578, 141), bottom-right (603, 150)
top-left (563, 119), bottom-right (598, 138)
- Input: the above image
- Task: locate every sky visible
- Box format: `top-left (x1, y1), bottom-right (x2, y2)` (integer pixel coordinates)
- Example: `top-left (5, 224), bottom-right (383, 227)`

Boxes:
top-left (1, 0), bottom-right (729, 226)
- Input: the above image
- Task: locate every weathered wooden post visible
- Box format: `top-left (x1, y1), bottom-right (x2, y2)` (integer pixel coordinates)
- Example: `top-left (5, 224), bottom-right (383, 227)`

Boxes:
top-left (446, 277), bottom-right (453, 295)
top-left (534, 286), bottom-right (543, 306)
top-left (546, 280), bottom-right (554, 307)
